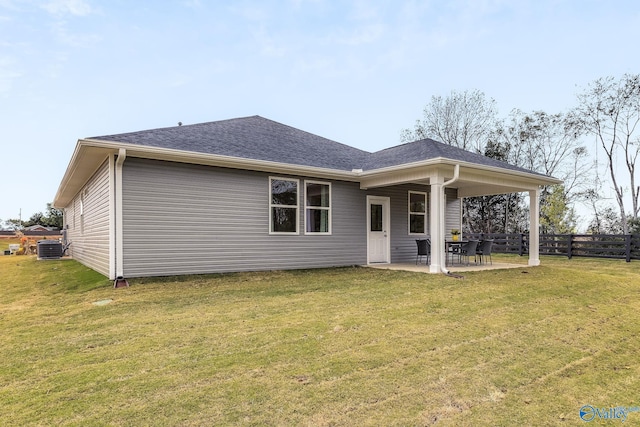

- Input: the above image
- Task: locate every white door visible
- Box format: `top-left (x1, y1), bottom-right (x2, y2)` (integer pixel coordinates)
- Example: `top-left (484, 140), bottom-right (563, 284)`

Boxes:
top-left (367, 196), bottom-right (390, 263)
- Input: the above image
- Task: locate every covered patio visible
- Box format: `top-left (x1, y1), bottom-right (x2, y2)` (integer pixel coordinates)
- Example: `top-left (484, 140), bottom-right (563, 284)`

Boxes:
top-left (360, 150), bottom-right (561, 274)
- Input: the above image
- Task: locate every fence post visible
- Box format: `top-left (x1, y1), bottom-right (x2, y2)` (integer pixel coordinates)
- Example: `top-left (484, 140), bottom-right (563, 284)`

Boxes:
top-left (567, 234), bottom-right (573, 259)
top-left (519, 233), bottom-right (525, 256)
top-left (626, 234), bottom-right (632, 262)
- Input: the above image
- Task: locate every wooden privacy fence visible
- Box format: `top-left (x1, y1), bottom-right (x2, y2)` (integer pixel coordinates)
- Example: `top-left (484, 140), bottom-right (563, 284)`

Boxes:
top-left (464, 233), bottom-right (640, 262)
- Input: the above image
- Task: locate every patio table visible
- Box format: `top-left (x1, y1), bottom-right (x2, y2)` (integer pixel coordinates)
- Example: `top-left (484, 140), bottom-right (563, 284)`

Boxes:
top-left (445, 240), bottom-right (467, 265)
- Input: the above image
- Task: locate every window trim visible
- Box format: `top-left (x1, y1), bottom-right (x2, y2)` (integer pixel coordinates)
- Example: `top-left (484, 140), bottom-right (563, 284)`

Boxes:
top-left (269, 176), bottom-right (300, 235)
top-left (304, 180), bottom-right (332, 235)
top-left (408, 191), bottom-right (428, 235)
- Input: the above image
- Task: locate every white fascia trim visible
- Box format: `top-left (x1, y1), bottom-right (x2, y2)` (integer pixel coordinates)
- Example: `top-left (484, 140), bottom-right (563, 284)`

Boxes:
top-left (53, 140), bottom-right (116, 208)
top-left (358, 157), bottom-right (562, 185)
top-left (53, 140), bottom-right (84, 207)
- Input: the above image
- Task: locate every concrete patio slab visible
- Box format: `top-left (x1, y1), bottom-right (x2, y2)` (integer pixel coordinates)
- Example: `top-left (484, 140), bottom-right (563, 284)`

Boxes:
top-left (366, 261), bottom-right (529, 274)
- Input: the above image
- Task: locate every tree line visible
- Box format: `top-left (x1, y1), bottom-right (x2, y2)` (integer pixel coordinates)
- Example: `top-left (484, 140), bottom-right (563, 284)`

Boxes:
top-left (1, 203), bottom-right (63, 230)
top-left (401, 74), bottom-right (640, 235)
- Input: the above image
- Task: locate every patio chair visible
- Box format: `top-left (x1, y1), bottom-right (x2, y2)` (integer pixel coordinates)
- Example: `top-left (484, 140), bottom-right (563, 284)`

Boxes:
top-left (458, 240), bottom-right (479, 266)
top-left (415, 239), bottom-right (430, 265)
top-left (476, 239), bottom-right (494, 265)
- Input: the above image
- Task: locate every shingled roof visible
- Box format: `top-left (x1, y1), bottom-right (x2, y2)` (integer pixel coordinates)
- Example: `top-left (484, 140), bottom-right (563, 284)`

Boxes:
top-left (92, 116), bottom-right (369, 172)
top-left (91, 115), bottom-right (543, 176)
top-left (363, 138), bottom-right (542, 175)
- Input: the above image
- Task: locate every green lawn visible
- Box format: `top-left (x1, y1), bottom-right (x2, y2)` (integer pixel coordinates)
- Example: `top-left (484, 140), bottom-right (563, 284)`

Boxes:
top-left (2, 253), bottom-right (640, 426)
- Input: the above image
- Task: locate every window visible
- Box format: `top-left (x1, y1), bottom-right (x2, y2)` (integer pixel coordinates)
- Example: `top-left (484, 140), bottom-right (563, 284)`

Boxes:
top-left (370, 203), bottom-right (383, 232)
top-left (305, 181), bottom-right (331, 234)
top-left (270, 177), bottom-right (299, 233)
top-left (409, 191), bottom-right (427, 234)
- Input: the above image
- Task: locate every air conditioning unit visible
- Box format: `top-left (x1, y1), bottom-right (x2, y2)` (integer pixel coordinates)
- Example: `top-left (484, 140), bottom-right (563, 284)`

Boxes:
top-left (37, 240), bottom-right (63, 260)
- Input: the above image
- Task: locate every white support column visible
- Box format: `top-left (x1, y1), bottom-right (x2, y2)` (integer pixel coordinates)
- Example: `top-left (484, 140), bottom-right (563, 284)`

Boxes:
top-left (529, 189), bottom-right (541, 266)
top-left (429, 175), bottom-right (445, 273)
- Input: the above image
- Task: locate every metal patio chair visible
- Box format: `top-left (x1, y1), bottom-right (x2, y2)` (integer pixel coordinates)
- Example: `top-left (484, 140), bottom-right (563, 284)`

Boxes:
top-left (415, 239), bottom-right (430, 265)
top-left (476, 239), bottom-right (494, 265)
top-left (458, 239), bottom-right (479, 266)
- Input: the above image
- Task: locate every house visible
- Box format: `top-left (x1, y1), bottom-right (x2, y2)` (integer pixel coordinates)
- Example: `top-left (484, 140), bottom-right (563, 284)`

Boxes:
top-left (23, 225), bottom-right (57, 232)
top-left (53, 115), bottom-right (560, 279)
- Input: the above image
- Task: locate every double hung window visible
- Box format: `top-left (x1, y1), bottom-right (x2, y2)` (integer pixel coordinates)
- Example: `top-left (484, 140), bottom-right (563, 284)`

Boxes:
top-left (409, 191), bottom-right (427, 234)
top-left (305, 181), bottom-right (331, 234)
top-left (269, 178), bottom-right (332, 235)
top-left (270, 177), bottom-right (299, 233)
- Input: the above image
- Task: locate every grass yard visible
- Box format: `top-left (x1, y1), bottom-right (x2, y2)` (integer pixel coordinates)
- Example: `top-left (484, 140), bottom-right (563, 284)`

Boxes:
top-left (2, 254), bottom-right (640, 426)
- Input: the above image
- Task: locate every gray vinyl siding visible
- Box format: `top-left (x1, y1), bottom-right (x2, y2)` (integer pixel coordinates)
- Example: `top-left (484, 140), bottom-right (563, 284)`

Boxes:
top-left (364, 185), bottom-right (460, 263)
top-left (118, 158), bottom-right (463, 277)
top-left (120, 158), bottom-right (367, 277)
top-left (445, 188), bottom-right (462, 237)
top-left (63, 159), bottom-right (111, 277)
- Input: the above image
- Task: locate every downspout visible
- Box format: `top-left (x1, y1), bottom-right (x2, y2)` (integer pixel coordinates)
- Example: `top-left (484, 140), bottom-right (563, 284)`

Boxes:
top-left (114, 148), bottom-right (129, 287)
top-left (439, 164), bottom-right (460, 275)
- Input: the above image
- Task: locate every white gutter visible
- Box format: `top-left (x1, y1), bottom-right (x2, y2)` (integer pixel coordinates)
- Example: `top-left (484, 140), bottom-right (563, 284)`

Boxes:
top-left (108, 155), bottom-right (116, 280)
top-left (115, 148), bottom-right (126, 279)
top-left (439, 164), bottom-right (460, 275)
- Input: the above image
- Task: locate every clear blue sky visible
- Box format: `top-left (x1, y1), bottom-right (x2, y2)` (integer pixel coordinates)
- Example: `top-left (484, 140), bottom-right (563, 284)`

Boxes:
top-left (1, 0), bottom-right (639, 223)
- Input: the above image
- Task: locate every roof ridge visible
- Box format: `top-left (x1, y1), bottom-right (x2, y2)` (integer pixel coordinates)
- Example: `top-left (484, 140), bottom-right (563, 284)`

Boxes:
top-left (247, 116), bottom-right (373, 155)
top-left (89, 115), bottom-right (263, 139)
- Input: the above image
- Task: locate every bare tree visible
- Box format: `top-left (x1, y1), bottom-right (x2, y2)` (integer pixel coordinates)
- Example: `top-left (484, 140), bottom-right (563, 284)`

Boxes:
top-left (500, 110), bottom-right (591, 212)
top-left (498, 110), bottom-right (590, 198)
top-left (401, 90), bottom-right (504, 232)
top-left (490, 110), bottom-right (589, 233)
top-left (400, 89), bottom-right (498, 152)
top-left (575, 74), bottom-right (640, 234)
top-left (403, 90), bottom-right (594, 233)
